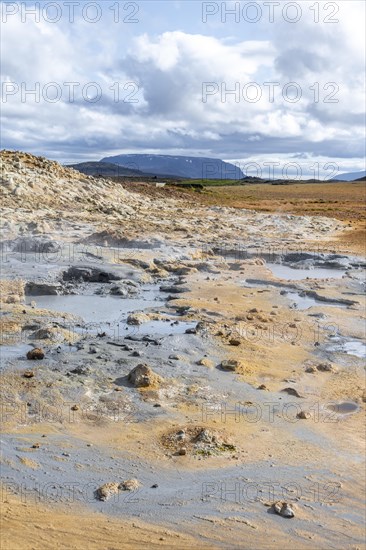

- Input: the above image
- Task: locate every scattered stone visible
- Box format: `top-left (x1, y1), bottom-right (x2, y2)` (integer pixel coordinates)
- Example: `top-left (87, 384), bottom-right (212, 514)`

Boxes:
top-left (26, 348), bottom-right (44, 360)
top-left (120, 479), bottom-right (141, 491)
top-left (109, 284), bottom-right (128, 297)
top-left (229, 338), bottom-right (241, 346)
top-left (131, 350), bottom-right (143, 357)
top-left (128, 364), bottom-right (162, 388)
top-left (297, 411), bottom-right (311, 419)
top-left (25, 282), bottom-right (63, 296)
top-left (30, 328), bottom-right (54, 340)
top-left (197, 358), bottom-right (214, 368)
top-left (127, 312), bottom-right (149, 325)
top-left (316, 363), bottom-right (336, 372)
top-left (305, 366), bottom-right (316, 373)
top-left (23, 370), bottom-right (35, 378)
top-left (271, 501), bottom-right (295, 518)
top-left (281, 387), bottom-right (303, 398)
top-left (63, 266), bottom-right (121, 283)
top-left (176, 430), bottom-right (186, 441)
top-left (70, 366), bottom-right (90, 376)
top-left (221, 359), bottom-right (241, 372)
top-left (96, 482), bottom-right (120, 501)
top-left (32, 443), bottom-right (40, 449)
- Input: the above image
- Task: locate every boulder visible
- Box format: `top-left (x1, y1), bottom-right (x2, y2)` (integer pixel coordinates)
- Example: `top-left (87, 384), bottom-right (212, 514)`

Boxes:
top-left (96, 482), bottom-right (120, 501)
top-left (63, 266), bottom-right (121, 283)
top-left (25, 282), bottom-right (63, 296)
top-left (128, 364), bottom-right (162, 388)
top-left (127, 313), bottom-right (150, 325)
top-left (297, 411), bottom-right (311, 419)
top-left (272, 501), bottom-right (295, 518)
top-left (120, 479), bottom-right (141, 491)
top-left (196, 358), bottom-right (214, 368)
top-left (220, 359), bottom-right (241, 372)
top-left (281, 387), bottom-right (303, 398)
top-left (26, 348), bottom-right (45, 360)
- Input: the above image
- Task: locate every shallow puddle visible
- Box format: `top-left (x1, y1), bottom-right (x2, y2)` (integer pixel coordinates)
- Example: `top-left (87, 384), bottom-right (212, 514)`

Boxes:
top-left (342, 340), bottom-right (366, 359)
top-left (285, 291), bottom-right (348, 310)
top-left (267, 263), bottom-right (346, 281)
top-left (28, 285), bottom-right (164, 328)
top-left (0, 344), bottom-right (34, 362)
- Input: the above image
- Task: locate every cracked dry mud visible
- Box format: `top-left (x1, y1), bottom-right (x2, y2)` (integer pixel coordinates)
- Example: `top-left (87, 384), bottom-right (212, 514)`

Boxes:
top-left (0, 151), bottom-right (365, 549)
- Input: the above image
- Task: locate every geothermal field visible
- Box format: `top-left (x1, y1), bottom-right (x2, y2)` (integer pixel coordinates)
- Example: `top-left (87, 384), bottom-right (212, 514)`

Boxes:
top-left (0, 150), bottom-right (365, 549)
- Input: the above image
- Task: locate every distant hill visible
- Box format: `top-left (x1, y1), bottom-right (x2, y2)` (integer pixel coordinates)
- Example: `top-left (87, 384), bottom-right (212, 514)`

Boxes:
top-left (332, 170), bottom-right (366, 181)
top-left (67, 161), bottom-right (145, 177)
top-left (100, 154), bottom-right (245, 180)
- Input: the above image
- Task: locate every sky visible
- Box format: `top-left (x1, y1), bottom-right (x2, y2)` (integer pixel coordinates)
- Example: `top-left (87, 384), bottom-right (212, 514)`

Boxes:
top-left (1, 0), bottom-right (365, 178)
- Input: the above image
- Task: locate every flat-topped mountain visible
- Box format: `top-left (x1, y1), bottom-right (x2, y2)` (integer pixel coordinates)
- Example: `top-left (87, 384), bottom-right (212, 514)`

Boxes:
top-left (100, 154), bottom-right (245, 180)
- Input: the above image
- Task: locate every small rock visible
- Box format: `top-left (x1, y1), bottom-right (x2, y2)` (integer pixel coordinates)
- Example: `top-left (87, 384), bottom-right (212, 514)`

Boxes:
top-left (71, 405), bottom-right (79, 411)
top-left (229, 338), bottom-right (241, 346)
top-left (23, 370), bottom-right (35, 378)
top-left (96, 482), bottom-right (120, 501)
top-left (257, 384), bottom-right (268, 391)
top-left (26, 348), bottom-right (44, 360)
top-left (272, 501), bottom-right (295, 518)
top-left (178, 448), bottom-right (187, 456)
top-left (196, 358), bottom-right (214, 368)
top-left (281, 387), bottom-right (303, 398)
top-left (297, 411), bottom-right (311, 419)
top-left (176, 430), bottom-right (186, 441)
top-left (127, 312), bottom-right (149, 325)
top-left (128, 364), bottom-right (163, 388)
top-left (316, 363), bottom-right (335, 372)
top-left (120, 479), bottom-right (141, 491)
top-left (221, 359), bottom-right (241, 372)
top-left (151, 484), bottom-right (158, 488)
top-left (70, 366), bottom-right (90, 376)
top-left (131, 350), bottom-right (143, 357)
top-left (305, 366), bottom-right (316, 373)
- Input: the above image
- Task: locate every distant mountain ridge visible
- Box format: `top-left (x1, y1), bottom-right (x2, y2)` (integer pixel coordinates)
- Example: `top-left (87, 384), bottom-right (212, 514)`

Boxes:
top-left (332, 170), bottom-right (366, 181)
top-left (100, 154), bottom-right (245, 180)
top-left (67, 161), bottom-right (145, 177)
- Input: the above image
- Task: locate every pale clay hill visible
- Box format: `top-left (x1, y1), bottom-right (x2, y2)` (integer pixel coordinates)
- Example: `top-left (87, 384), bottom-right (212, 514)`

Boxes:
top-left (0, 149), bottom-right (346, 251)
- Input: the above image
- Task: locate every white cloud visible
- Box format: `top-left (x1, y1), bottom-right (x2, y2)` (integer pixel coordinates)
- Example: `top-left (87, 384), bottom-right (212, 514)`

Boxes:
top-left (0, 1), bottom-right (364, 167)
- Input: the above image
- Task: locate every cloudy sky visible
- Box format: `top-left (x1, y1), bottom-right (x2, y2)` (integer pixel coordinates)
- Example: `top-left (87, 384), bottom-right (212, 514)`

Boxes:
top-left (1, 0), bottom-right (365, 177)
